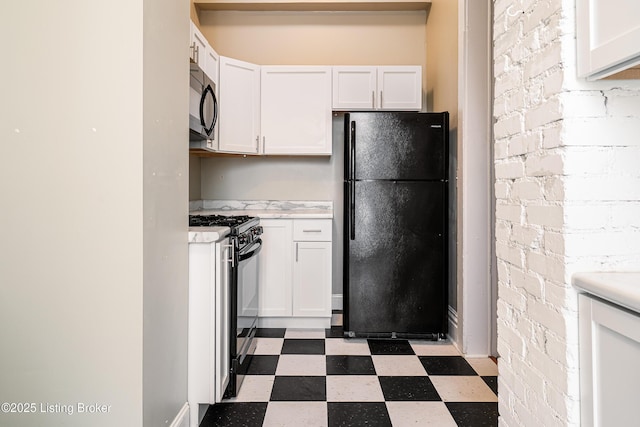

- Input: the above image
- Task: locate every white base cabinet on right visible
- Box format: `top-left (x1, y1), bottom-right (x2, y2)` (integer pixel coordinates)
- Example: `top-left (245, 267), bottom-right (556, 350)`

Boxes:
top-left (578, 293), bottom-right (640, 426)
top-left (258, 218), bottom-right (332, 329)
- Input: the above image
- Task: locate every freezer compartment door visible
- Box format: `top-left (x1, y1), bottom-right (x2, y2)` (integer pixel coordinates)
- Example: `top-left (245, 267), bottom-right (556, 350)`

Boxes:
top-left (345, 112), bottom-right (448, 181)
top-left (344, 180), bottom-right (447, 335)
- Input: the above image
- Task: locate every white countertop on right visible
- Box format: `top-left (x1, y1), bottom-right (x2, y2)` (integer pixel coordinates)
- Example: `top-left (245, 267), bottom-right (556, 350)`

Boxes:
top-left (572, 272), bottom-right (640, 314)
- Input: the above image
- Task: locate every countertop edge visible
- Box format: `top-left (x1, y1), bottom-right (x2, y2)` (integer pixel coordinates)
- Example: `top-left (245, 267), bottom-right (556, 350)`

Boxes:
top-left (188, 226), bottom-right (231, 243)
top-left (572, 271), bottom-right (640, 314)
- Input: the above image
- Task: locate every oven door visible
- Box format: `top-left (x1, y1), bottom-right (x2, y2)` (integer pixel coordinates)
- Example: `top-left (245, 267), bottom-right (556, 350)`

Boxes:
top-left (236, 238), bottom-right (262, 362)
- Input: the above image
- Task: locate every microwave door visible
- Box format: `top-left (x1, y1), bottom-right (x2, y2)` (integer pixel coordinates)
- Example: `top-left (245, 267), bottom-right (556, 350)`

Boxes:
top-left (200, 84), bottom-right (218, 138)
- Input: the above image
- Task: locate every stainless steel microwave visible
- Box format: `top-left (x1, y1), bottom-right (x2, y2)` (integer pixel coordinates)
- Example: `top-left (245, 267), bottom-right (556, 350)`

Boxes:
top-left (189, 62), bottom-right (218, 151)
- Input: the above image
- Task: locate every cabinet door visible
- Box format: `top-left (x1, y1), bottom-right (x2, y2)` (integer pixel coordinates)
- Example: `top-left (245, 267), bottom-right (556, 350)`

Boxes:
top-left (332, 66), bottom-right (377, 110)
top-left (579, 294), bottom-right (640, 426)
top-left (377, 66), bottom-right (422, 110)
top-left (292, 241), bottom-right (332, 317)
top-left (190, 21), bottom-right (207, 69)
top-left (188, 242), bottom-right (215, 406)
top-left (214, 239), bottom-right (231, 403)
top-left (218, 56), bottom-right (260, 154)
top-left (577, 0), bottom-right (640, 79)
top-left (258, 220), bottom-right (293, 317)
top-left (261, 66), bottom-right (332, 155)
top-left (204, 45), bottom-right (219, 86)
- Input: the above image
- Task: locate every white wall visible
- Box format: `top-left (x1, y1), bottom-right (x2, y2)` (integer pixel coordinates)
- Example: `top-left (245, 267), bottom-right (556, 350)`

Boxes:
top-left (143, 0), bottom-right (190, 425)
top-left (457, 0), bottom-right (492, 356)
top-left (493, 0), bottom-right (640, 425)
top-left (0, 1), bottom-right (188, 426)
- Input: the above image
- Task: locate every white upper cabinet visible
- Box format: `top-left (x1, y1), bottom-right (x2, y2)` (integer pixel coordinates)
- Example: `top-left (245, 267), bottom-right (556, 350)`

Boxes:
top-left (333, 65), bottom-right (422, 111)
top-left (204, 45), bottom-right (220, 86)
top-left (377, 66), bottom-right (422, 110)
top-left (332, 66), bottom-right (378, 110)
top-left (189, 21), bottom-right (219, 83)
top-left (218, 56), bottom-right (261, 154)
top-left (261, 66), bottom-right (332, 155)
top-left (189, 21), bottom-right (207, 70)
top-left (577, 0), bottom-right (640, 79)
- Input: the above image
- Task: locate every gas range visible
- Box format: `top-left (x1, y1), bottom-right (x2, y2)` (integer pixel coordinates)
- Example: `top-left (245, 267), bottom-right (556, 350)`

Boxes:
top-left (189, 214), bottom-right (262, 250)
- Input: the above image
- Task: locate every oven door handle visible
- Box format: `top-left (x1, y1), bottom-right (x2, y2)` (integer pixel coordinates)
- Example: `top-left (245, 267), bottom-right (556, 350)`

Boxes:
top-left (238, 239), bottom-right (262, 262)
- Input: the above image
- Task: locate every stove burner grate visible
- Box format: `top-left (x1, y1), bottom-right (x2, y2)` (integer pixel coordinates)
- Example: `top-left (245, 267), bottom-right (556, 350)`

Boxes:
top-left (189, 214), bottom-right (257, 229)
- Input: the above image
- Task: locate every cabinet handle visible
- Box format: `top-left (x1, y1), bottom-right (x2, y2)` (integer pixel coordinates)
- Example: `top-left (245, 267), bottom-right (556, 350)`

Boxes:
top-left (295, 242), bottom-right (298, 262)
top-left (255, 135), bottom-right (259, 152)
top-left (194, 44), bottom-right (199, 64)
top-left (302, 229), bottom-right (322, 233)
top-left (263, 136), bottom-right (265, 153)
top-left (372, 91), bottom-right (375, 108)
top-left (380, 91), bottom-right (383, 108)
top-left (224, 242), bottom-right (234, 268)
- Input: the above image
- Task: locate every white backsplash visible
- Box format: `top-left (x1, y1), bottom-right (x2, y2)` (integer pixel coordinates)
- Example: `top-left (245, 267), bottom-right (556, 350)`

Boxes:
top-left (197, 200), bottom-right (333, 212)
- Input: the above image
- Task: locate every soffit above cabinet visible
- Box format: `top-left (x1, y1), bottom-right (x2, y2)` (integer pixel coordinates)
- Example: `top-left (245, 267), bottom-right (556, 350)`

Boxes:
top-left (194, 0), bottom-right (431, 12)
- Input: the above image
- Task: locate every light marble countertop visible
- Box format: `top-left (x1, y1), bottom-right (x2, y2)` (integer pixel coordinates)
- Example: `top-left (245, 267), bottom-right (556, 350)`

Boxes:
top-left (188, 226), bottom-right (230, 244)
top-left (189, 200), bottom-right (334, 219)
top-left (572, 272), bottom-right (640, 314)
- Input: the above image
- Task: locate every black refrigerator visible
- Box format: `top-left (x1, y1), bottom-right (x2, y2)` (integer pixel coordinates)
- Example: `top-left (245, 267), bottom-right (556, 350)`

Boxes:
top-left (343, 111), bottom-right (449, 339)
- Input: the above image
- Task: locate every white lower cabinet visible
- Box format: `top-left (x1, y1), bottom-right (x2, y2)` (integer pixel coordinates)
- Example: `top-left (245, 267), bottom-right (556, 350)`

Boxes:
top-left (292, 241), bottom-right (332, 316)
top-left (258, 218), bottom-right (332, 328)
top-left (258, 220), bottom-right (293, 317)
top-left (578, 293), bottom-right (640, 426)
top-left (188, 237), bottom-right (231, 427)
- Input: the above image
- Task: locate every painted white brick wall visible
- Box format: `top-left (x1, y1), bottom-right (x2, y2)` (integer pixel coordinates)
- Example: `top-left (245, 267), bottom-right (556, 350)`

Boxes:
top-left (493, 0), bottom-right (640, 426)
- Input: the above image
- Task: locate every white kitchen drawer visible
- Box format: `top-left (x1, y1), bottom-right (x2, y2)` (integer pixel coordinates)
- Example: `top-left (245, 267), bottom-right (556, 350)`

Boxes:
top-left (293, 219), bottom-right (332, 241)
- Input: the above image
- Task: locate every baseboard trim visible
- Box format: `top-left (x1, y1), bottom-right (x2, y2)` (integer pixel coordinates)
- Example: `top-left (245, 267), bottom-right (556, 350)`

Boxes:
top-left (332, 293), bottom-right (343, 311)
top-left (258, 317), bottom-right (331, 329)
top-left (169, 402), bottom-right (189, 427)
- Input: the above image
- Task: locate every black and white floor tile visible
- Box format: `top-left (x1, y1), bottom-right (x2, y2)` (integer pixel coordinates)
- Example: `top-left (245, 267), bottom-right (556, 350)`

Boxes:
top-left (200, 320), bottom-right (498, 427)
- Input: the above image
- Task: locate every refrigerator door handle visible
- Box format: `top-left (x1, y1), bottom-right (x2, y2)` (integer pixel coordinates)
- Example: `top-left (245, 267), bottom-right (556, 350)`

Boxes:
top-left (349, 120), bottom-right (356, 240)
top-left (350, 121), bottom-right (356, 181)
top-left (350, 180), bottom-right (355, 240)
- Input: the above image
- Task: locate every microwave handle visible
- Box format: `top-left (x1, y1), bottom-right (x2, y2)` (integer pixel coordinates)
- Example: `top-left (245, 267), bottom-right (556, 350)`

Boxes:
top-left (200, 84), bottom-right (217, 137)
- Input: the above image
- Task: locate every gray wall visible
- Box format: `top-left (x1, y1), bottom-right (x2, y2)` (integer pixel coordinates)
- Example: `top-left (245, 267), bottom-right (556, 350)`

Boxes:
top-left (0, 1), bottom-right (188, 426)
top-left (195, 113), bottom-right (346, 295)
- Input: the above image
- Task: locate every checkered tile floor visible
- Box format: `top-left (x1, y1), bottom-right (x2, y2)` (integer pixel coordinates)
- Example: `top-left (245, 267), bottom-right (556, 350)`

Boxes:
top-left (199, 324), bottom-right (498, 426)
